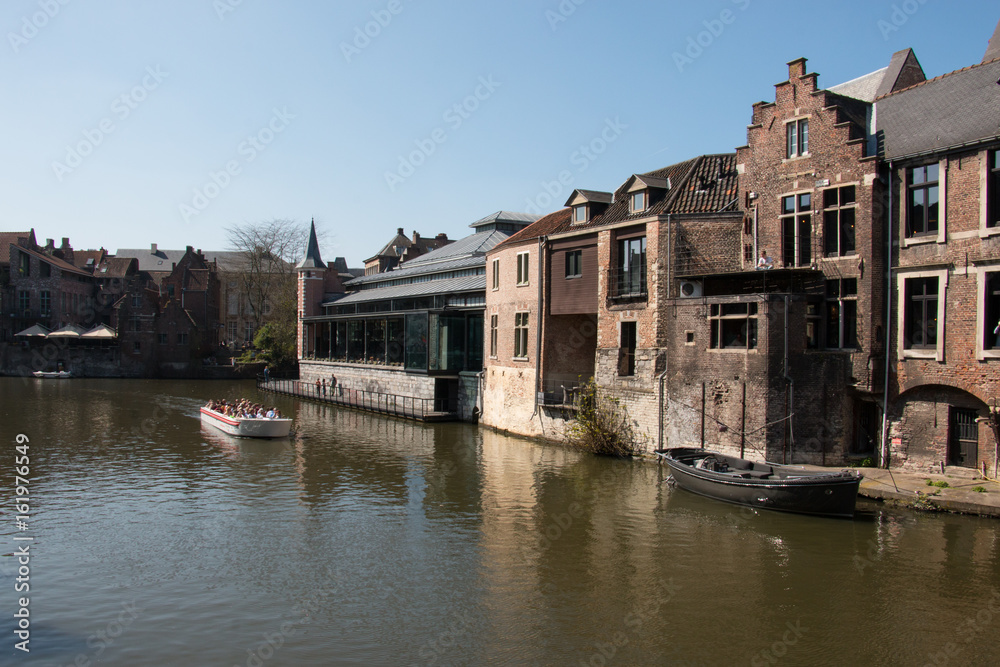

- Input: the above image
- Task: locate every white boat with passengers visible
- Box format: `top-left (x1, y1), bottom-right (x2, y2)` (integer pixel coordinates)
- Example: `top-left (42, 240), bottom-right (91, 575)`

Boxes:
top-left (200, 405), bottom-right (292, 438)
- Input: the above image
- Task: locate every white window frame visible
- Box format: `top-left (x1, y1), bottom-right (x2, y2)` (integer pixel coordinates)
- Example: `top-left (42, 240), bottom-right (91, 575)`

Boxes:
top-left (491, 258), bottom-right (499, 290)
top-left (785, 117), bottom-right (809, 160)
top-left (981, 148), bottom-right (1000, 238)
top-left (896, 268), bottom-right (948, 362)
top-left (975, 264), bottom-right (1000, 360)
top-left (630, 191), bottom-right (647, 214)
top-left (573, 204), bottom-right (588, 224)
top-left (900, 159), bottom-right (946, 247)
top-left (513, 311), bottom-right (529, 359)
top-left (489, 313), bottom-right (498, 358)
top-left (516, 252), bottom-right (530, 286)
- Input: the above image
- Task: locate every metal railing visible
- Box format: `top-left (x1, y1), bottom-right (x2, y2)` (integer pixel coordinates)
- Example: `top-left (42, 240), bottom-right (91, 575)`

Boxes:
top-left (607, 268), bottom-right (647, 300)
top-left (539, 378), bottom-right (584, 408)
top-left (257, 375), bottom-right (458, 421)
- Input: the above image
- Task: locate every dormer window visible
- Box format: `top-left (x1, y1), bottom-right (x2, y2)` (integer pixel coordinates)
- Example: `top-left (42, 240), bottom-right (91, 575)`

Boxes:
top-left (565, 190), bottom-right (612, 223)
top-left (631, 191), bottom-right (647, 213)
top-left (623, 175), bottom-right (668, 215)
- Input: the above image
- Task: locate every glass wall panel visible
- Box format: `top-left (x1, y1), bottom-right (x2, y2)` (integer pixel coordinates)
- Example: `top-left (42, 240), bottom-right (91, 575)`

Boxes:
top-left (387, 317), bottom-right (405, 366)
top-left (334, 322), bottom-right (347, 360)
top-left (466, 313), bottom-right (483, 371)
top-left (367, 318), bottom-right (386, 364)
top-left (348, 320), bottom-right (365, 362)
top-left (405, 313), bottom-right (428, 370)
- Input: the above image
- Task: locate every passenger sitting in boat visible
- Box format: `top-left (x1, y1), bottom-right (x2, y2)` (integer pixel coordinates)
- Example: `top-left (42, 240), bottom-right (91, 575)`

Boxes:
top-left (266, 408), bottom-right (276, 419)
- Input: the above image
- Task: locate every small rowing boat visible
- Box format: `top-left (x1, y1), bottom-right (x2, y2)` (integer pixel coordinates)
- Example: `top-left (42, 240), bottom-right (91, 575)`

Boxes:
top-left (657, 447), bottom-right (863, 518)
top-left (199, 406), bottom-right (292, 438)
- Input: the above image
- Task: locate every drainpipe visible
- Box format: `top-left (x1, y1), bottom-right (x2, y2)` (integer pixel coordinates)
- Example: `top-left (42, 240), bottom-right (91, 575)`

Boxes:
top-left (783, 295), bottom-right (794, 464)
top-left (752, 205), bottom-right (759, 269)
top-left (880, 162), bottom-right (894, 470)
top-left (532, 235), bottom-right (547, 418)
top-left (658, 214), bottom-right (674, 451)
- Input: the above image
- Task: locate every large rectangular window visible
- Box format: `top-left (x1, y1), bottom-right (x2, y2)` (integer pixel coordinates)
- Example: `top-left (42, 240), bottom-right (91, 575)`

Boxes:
top-left (781, 193), bottom-right (812, 267)
top-left (907, 163), bottom-right (939, 237)
top-left (513, 312), bottom-right (529, 359)
top-left (614, 236), bottom-right (647, 297)
top-left (516, 252), bottom-right (529, 286)
top-left (565, 250), bottom-right (582, 278)
top-left (823, 186), bottom-right (856, 257)
top-left (989, 150), bottom-right (999, 229)
top-left (825, 279), bottom-right (858, 349)
top-left (709, 303), bottom-right (758, 350)
top-left (786, 119), bottom-right (808, 158)
top-left (904, 277), bottom-right (938, 349)
top-left (18, 291), bottom-right (29, 315)
top-left (18, 251), bottom-right (30, 277)
top-left (618, 321), bottom-right (637, 376)
top-left (489, 314), bottom-right (498, 357)
top-left (985, 272), bottom-right (1000, 350)
top-left (39, 291), bottom-right (51, 317)
top-left (40, 262), bottom-right (51, 279)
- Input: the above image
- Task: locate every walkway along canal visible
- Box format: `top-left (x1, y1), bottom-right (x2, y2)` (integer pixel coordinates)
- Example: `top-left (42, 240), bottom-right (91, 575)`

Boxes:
top-left (259, 374), bottom-right (459, 421)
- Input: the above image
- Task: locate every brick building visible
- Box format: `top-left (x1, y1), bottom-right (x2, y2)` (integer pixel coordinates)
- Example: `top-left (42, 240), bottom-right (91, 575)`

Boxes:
top-left (877, 32), bottom-right (1000, 473)
top-left (482, 155), bottom-right (744, 444)
top-left (363, 228), bottom-right (451, 275)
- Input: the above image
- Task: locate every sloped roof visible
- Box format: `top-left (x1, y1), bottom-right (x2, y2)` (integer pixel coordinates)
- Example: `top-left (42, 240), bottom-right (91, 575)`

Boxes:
top-left (566, 189), bottom-right (613, 206)
top-left (876, 58), bottom-right (1000, 159)
top-left (469, 211), bottom-right (541, 229)
top-left (0, 231), bottom-right (34, 262)
top-left (18, 246), bottom-right (92, 277)
top-left (327, 275), bottom-right (485, 306)
top-left (72, 249), bottom-right (107, 270)
top-left (985, 19), bottom-right (1000, 63)
top-left (568, 154), bottom-right (740, 231)
top-left (828, 67), bottom-right (888, 102)
top-left (95, 256), bottom-right (137, 278)
top-left (48, 324), bottom-right (88, 337)
top-left (496, 209), bottom-right (574, 248)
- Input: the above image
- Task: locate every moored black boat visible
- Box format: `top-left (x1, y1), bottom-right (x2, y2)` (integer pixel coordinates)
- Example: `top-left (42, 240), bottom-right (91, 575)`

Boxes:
top-left (657, 447), bottom-right (863, 518)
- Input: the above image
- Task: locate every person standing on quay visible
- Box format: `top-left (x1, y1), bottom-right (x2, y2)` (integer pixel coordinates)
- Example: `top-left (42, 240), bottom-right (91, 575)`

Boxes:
top-left (321, 378), bottom-right (327, 397)
top-left (315, 378), bottom-right (320, 395)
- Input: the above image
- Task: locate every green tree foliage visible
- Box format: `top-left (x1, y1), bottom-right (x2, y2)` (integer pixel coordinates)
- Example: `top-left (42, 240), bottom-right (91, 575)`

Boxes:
top-left (252, 322), bottom-right (297, 369)
top-left (567, 379), bottom-right (648, 457)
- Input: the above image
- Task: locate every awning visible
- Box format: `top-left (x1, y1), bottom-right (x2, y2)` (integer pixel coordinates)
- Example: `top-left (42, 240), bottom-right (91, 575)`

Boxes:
top-left (81, 324), bottom-right (117, 339)
top-left (47, 324), bottom-right (88, 338)
top-left (15, 324), bottom-right (51, 337)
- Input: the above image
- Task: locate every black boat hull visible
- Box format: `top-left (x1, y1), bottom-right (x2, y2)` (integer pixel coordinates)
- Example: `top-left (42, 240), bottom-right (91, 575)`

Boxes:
top-left (660, 448), bottom-right (862, 518)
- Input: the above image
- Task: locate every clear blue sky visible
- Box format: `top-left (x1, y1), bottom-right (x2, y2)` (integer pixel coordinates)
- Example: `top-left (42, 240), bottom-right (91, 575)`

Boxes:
top-left (2, 0), bottom-right (997, 266)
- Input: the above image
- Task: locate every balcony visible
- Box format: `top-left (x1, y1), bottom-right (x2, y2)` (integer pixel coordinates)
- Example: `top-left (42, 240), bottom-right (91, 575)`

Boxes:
top-left (608, 268), bottom-right (647, 301)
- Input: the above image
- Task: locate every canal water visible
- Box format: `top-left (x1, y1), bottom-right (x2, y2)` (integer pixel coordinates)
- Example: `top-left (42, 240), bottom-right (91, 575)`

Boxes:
top-left (1, 378), bottom-right (998, 666)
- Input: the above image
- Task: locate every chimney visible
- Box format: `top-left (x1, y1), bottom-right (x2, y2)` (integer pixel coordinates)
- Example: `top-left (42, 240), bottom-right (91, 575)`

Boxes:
top-left (151, 243), bottom-right (158, 253)
top-left (412, 232), bottom-right (421, 243)
top-left (436, 233), bottom-right (448, 242)
top-left (186, 246), bottom-right (193, 254)
top-left (787, 57), bottom-right (807, 80)
top-left (45, 239), bottom-right (55, 251)
top-left (61, 237), bottom-right (70, 249)
top-left (397, 228), bottom-right (404, 236)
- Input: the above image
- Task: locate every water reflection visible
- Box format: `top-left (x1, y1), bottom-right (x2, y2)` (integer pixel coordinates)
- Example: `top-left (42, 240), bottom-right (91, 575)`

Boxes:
top-left (0, 379), bottom-right (998, 666)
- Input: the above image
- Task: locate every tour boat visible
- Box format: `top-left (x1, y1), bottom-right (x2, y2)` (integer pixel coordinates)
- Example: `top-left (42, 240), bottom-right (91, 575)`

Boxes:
top-left (199, 406), bottom-right (292, 438)
top-left (32, 370), bottom-right (72, 379)
top-left (657, 448), bottom-right (863, 518)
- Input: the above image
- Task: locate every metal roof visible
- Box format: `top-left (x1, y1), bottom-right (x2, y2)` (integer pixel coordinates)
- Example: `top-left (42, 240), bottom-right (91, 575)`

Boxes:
top-left (324, 275), bottom-right (485, 306)
top-left (828, 67), bottom-right (888, 102)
